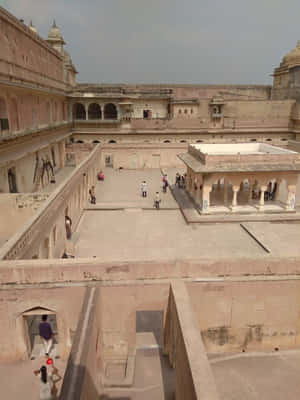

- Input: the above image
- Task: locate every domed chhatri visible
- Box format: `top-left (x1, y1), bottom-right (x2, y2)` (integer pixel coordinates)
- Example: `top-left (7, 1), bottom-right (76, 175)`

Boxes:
top-left (46, 20), bottom-right (65, 54)
top-left (47, 20), bottom-right (65, 44)
top-left (281, 41), bottom-right (300, 68)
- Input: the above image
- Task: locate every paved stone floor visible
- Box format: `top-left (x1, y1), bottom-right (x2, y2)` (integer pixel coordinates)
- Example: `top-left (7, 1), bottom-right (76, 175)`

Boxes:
top-left (76, 168), bottom-right (300, 260)
top-left (0, 357), bottom-right (66, 400)
top-left (75, 210), bottom-right (267, 260)
top-left (210, 350), bottom-right (300, 400)
top-left (93, 168), bottom-right (178, 208)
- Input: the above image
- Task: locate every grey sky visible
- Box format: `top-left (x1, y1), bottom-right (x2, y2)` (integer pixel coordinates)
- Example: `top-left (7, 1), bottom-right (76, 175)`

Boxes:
top-left (4, 0), bottom-right (300, 84)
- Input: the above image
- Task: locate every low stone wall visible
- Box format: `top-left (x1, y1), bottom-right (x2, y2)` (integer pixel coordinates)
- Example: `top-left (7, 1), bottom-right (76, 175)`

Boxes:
top-left (164, 281), bottom-right (220, 400)
top-left (60, 287), bottom-right (102, 400)
top-left (0, 256), bottom-right (299, 285)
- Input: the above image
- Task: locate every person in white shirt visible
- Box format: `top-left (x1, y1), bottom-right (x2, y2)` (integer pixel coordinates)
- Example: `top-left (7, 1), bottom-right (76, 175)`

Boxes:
top-left (154, 192), bottom-right (161, 209)
top-left (141, 181), bottom-right (147, 197)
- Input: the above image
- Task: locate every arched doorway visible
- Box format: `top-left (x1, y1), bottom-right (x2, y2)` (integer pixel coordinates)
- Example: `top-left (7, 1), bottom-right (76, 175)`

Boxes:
top-left (104, 103), bottom-right (118, 119)
top-left (88, 103), bottom-right (101, 119)
top-left (73, 103), bottom-right (86, 120)
top-left (22, 307), bottom-right (58, 359)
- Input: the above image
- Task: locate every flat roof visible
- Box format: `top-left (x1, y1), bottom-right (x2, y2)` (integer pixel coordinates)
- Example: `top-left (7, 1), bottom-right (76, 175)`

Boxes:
top-left (191, 143), bottom-right (298, 155)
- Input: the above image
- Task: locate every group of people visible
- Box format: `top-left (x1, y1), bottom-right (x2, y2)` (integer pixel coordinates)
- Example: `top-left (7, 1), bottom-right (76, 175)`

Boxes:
top-left (252, 181), bottom-right (277, 201)
top-left (140, 174), bottom-right (169, 209)
top-left (175, 173), bottom-right (186, 189)
top-left (34, 315), bottom-right (60, 399)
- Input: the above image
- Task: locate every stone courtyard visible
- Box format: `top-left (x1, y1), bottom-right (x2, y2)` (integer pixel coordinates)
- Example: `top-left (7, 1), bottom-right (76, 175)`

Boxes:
top-left (75, 168), bottom-right (300, 261)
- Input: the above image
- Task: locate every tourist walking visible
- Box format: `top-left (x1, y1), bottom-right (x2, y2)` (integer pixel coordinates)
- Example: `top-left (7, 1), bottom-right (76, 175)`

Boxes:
top-left (34, 364), bottom-right (59, 400)
top-left (65, 216), bottom-right (72, 239)
top-left (154, 192), bottom-right (161, 209)
top-left (89, 186), bottom-right (96, 204)
top-left (163, 177), bottom-right (168, 193)
top-left (39, 315), bottom-right (53, 357)
top-left (141, 181), bottom-right (147, 197)
top-left (175, 173), bottom-right (180, 187)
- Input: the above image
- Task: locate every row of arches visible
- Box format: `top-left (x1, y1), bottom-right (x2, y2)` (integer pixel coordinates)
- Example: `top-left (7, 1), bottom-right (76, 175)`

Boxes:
top-left (73, 103), bottom-right (118, 120)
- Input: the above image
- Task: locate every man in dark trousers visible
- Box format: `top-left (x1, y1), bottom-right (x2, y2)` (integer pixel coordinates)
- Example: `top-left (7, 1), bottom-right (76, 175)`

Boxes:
top-left (39, 315), bottom-right (53, 357)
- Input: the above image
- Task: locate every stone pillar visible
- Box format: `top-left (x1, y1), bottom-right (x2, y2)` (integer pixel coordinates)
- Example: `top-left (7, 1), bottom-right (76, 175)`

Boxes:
top-left (231, 185), bottom-right (239, 209)
top-left (85, 104), bottom-right (88, 120)
top-left (248, 183), bottom-right (253, 204)
top-left (201, 184), bottom-right (212, 213)
top-left (259, 185), bottom-right (267, 209)
top-left (59, 141), bottom-right (66, 168)
top-left (190, 172), bottom-right (195, 199)
top-left (224, 179), bottom-right (228, 205)
top-left (285, 185), bottom-right (297, 210)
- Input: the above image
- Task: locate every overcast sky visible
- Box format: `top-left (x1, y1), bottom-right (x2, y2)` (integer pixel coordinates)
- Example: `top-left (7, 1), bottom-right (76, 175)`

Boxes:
top-left (2, 0), bottom-right (300, 84)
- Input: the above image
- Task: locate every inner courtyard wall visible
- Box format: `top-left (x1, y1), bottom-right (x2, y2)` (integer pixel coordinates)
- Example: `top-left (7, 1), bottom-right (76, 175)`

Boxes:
top-left (0, 286), bottom-right (86, 361)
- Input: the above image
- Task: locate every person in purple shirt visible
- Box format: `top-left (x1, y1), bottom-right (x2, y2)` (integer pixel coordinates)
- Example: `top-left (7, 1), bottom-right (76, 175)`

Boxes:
top-left (39, 315), bottom-right (53, 357)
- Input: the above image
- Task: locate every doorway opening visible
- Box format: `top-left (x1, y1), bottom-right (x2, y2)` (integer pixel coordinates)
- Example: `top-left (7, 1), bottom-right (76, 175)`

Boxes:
top-left (8, 167), bottom-right (18, 193)
top-left (136, 310), bottom-right (163, 348)
top-left (105, 155), bottom-right (113, 167)
top-left (22, 308), bottom-right (58, 359)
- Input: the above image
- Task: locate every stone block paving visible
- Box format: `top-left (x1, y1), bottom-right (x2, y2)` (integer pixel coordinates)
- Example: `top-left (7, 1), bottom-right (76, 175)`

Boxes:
top-left (75, 209), bottom-right (266, 260)
top-left (211, 350), bottom-right (300, 400)
top-left (92, 168), bottom-right (178, 209)
top-left (0, 357), bottom-right (66, 400)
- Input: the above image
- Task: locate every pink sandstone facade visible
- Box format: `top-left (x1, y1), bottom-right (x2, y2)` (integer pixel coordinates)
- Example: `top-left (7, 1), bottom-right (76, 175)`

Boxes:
top-left (1, 5), bottom-right (300, 400)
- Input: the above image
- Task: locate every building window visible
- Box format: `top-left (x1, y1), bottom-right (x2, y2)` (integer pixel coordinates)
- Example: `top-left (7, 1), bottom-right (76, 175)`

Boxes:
top-left (73, 103), bottom-right (86, 120)
top-left (104, 103), bottom-right (118, 120)
top-left (88, 103), bottom-right (102, 120)
top-left (190, 109), bottom-right (193, 114)
top-left (0, 97), bottom-right (9, 131)
top-left (143, 109), bottom-right (152, 119)
top-left (184, 109), bottom-right (188, 114)
top-left (178, 109), bottom-right (182, 114)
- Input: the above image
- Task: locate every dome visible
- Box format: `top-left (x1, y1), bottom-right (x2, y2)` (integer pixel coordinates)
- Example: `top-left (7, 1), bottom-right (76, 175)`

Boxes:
top-left (282, 41), bottom-right (300, 67)
top-left (47, 20), bottom-right (65, 43)
top-left (29, 20), bottom-right (38, 34)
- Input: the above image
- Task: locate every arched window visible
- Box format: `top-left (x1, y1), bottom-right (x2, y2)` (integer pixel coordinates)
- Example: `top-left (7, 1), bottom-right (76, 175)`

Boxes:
top-left (0, 97), bottom-right (9, 131)
top-left (92, 140), bottom-right (100, 144)
top-left (88, 103), bottom-right (101, 120)
top-left (178, 109), bottom-right (182, 114)
top-left (163, 139), bottom-right (171, 143)
top-left (184, 109), bottom-right (188, 114)
top-left (196, 140), bottom-right (203, 143)
top-left (250, 138), bottom-right (257, 142)
top-left (108, 139), bottom-right (117, 144)
top-left (104, 103), bottom-right (118, 120)
top-left (180, 140), bottom-right (187, 143)
top-left (76, 140), bottom-right (84, 143)
top-left (266, 138), bottom-right (272, 142)
top-left (73, 103), bottom-right (86, 120)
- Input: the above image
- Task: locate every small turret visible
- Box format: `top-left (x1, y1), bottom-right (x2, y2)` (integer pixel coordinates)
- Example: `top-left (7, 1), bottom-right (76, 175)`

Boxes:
top-left (46, 20), bottom-right (65, 54)
top-left (29, 20), bottom-right (38, 34)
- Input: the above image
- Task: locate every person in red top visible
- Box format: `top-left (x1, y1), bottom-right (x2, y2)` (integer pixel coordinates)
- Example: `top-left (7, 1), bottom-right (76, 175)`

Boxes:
top-left (39, 315), bottom-right (53, 357)
top-left (97, 171), bottom-right (104, 181)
